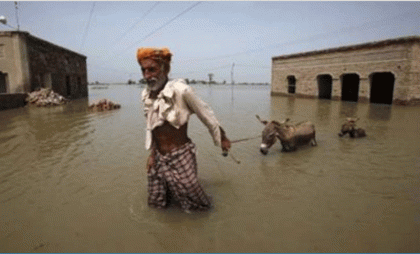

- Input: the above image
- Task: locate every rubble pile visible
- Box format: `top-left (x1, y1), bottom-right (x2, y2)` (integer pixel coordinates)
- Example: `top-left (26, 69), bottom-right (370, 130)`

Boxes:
top-left (26, 88), bottom-right (69, 106)
top-left (88, 98), bottom-right (121, 111)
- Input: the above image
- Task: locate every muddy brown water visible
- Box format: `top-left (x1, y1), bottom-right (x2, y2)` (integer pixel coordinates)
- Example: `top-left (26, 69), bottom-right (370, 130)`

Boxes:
top-left (1, 84), bottom-right (419, 252)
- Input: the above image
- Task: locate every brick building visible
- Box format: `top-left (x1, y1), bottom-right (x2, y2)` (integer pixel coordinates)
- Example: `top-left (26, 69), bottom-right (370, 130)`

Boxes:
top-left (271, 36), bottom-right (420, 105)
top-left (0, 31), bottom-right (88, 99)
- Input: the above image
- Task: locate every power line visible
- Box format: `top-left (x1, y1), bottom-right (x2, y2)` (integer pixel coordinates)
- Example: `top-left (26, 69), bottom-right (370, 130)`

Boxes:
top-left (80, 2), bottom-right (96, 52)
top-left (91, 60), bottom-right (271, 80)
top-left (235, 64), bottom-right (271, 69)
top-left (183, 10), bottom-right (419, 63)
top-left (90, 7), bottom-right (418, 82)
top-left (116, 1), bottom-right (202, 56)
top-left (171, 63), bottom-right (271, 76)
top-left (88, 63), bottom-right (138, 75)
top-left (111, 2), bottom-right (160, 45)
top-left (171, 64), bottom-right (231, 75)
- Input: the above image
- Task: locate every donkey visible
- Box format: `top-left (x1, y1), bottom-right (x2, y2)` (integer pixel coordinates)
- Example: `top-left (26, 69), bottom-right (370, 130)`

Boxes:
top-left (256, 115), bottom-right (317, 155)
top-left (338, 117), bottom-right (366, 138)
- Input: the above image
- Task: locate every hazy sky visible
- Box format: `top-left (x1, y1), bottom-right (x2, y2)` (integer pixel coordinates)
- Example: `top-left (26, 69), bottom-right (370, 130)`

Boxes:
top-left (1, 1), bottom-right (419, 83)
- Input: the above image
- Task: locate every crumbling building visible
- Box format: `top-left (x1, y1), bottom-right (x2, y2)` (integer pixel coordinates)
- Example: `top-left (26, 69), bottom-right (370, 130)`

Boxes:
top-left (0, 31), bottom-right (88, 108)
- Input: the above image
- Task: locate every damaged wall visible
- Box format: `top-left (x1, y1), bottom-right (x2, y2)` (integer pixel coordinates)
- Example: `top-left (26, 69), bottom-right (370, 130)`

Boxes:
top-left (271, 36), bottom-right (420, 105)
top-left (0, 31), bottom-right (88, 99)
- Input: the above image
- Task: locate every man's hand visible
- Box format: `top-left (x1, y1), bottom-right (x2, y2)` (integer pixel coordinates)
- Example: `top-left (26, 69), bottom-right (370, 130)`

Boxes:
top-left (221, 135), bottom-right (231, 157)
top-left (220, 127), bottom-right (231, 156)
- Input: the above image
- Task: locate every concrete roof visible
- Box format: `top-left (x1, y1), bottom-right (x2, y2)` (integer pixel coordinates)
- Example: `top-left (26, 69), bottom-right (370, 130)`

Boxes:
top-left (0, 30), bottom-right (87, 59)
top-left (272, 36), bottom-right (420, 61)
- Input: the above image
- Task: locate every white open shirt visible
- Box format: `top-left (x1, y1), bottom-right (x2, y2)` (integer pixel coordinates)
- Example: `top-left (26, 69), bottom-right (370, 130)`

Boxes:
top-left (141, 79), bottom-right (222, 150)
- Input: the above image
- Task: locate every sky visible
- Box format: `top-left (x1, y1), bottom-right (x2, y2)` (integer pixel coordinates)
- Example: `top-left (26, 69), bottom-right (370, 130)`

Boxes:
top-left (1, 1), bottom-right (419, 84)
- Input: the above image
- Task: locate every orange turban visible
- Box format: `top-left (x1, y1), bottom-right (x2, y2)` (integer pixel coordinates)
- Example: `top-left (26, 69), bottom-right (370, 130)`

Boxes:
top-left (136, 47), bottom-right (172, 64)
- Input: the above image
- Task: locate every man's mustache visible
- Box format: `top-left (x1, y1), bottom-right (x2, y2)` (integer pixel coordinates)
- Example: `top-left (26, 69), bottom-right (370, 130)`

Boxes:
top-left (147, 78), bottom-right (158, 84)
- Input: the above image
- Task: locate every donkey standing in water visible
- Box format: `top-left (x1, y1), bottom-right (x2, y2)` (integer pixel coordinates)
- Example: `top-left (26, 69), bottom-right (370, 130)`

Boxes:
top-left (338, 117), bottom-right (366, 138)
top-left (256, 115), bottom-right (317, 155)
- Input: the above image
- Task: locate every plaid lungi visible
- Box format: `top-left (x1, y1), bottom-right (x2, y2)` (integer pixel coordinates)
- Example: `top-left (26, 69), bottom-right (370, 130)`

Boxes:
top-left (147, 141), bottom-right (211, 211)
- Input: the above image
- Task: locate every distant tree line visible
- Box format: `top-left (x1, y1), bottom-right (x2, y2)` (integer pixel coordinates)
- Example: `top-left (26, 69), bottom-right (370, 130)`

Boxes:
top-left (103, 79), bottom-right (270, 85)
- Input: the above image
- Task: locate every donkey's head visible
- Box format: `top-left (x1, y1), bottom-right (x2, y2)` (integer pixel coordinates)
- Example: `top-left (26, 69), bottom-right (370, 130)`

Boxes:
top-left (338, 117), bottom-right (359, 137)
top-left (256, 115), bottom-right (288, 155)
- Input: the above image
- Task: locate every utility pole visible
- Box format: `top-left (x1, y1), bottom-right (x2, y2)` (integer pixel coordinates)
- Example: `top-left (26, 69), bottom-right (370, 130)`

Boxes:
top-left (15, 2), bottom-right (20, 31)
top-left (208, 73), bottom-right (214, 84)
top-left (231, 63), bottom-right (235, 102)
top-left (231, 63), bottom-right (235, 85)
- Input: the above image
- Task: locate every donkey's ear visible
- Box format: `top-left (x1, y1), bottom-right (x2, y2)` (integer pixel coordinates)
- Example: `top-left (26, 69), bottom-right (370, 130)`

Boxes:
top-left (346, 117), bottom-right (358, 123)
top-left (256, 115), bottom-right (268, 125)
top-left (280, 118), bottom-right (290, 124)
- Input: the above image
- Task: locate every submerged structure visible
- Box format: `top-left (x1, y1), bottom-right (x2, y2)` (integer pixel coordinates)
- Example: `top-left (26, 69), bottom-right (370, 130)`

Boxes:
top-left (271, 36), bottom-right (420, 105)
top-left (0, 31), bottom-right (88, 109)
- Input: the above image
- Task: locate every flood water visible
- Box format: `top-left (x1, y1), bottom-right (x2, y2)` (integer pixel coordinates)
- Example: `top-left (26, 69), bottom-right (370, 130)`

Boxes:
top-left (1, 84), bottom-right (419, 252)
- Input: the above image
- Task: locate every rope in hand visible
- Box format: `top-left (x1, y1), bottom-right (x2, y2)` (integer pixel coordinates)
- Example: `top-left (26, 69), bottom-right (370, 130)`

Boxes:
top-left (222, 135), bottom-right (262, 164)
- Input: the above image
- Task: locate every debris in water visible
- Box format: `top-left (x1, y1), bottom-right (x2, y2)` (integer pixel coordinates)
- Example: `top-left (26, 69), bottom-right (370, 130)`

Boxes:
top-left (26, 88), bottom-right (69, 106)
top-left (88, 98), bottom-right (121, 111)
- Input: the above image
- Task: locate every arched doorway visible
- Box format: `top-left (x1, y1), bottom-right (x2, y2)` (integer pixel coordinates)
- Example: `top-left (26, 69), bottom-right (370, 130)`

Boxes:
top-left (317, 74), bottom-right (332, 99)
top-left (287, 75), bottom-right (296, 94)
top-left (0, 72), bottom-right (7, 93)
top-left (370, 72), bottom-right (395, 105)
top-left (341, 73), bottom-right (360, 102)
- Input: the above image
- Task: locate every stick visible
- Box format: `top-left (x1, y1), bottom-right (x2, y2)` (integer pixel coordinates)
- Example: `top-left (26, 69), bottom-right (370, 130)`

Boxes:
top-left (229, 152), bottom-right (241, 164)
top-left (220, 135), bottom-right (262, 164)
top-left (222, 150), bottom-right (241, 164)
top-left (230, 135), bottom-right (261, 144)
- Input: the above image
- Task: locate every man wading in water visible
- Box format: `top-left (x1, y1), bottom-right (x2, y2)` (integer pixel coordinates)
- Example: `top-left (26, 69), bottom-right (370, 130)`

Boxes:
top-left (137, 47), bottom-right (231, 213)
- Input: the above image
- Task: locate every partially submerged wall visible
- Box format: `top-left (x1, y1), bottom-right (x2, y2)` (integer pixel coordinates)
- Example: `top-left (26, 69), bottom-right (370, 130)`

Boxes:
top-left (271, 36), bottom-right (420, 105)
top-left (0, 93), bottom-right (28, 110)
top-left (25, 34), bottom-right (88, 99)
top-left (0, 31), bottom-right (88, 99)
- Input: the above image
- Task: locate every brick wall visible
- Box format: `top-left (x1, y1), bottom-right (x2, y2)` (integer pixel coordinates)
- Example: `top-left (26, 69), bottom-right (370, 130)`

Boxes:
top-left (271, 37), bottom-right (420, 105)
top-left (26, 35), bottom-right (88, 99)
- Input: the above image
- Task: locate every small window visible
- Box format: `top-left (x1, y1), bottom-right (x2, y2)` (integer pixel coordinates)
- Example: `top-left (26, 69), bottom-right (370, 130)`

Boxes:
top-left (287, 75), bottom-right (296, 94)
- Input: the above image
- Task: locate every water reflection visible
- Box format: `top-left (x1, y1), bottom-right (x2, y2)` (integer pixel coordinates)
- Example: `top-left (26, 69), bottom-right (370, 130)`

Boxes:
top-left (285, 96), bottom-right (295, 116)
top-left (1, 85), bottom-right (420, 252)
top-left (368, 103), bottom-right (392, 121)
top-left (316, 99), bottom-right (332, 125)
top-left (23, 99), bottom-right (93, 145)
top-left (0, 99), bottom-right (96, 207)
top-left (339, 100), bottom-right (359, 118)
